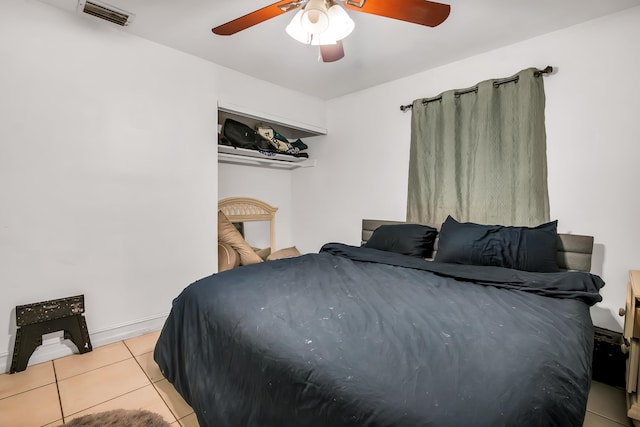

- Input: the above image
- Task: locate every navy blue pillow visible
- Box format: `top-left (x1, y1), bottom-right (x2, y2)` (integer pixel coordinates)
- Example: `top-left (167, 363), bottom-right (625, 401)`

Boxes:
top-left (364, 224), bottom-right (438, 258)
top-left (434, 216), bottom-right (560, 272)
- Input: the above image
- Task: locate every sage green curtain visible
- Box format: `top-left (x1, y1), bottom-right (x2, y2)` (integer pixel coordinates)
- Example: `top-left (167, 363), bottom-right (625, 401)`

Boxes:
top-left (406, 68), bottom-right (549, 228)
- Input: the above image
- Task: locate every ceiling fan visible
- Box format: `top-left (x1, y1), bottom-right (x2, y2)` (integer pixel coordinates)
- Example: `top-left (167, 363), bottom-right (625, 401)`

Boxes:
top-left (212, 0), bottom-right (450, 63)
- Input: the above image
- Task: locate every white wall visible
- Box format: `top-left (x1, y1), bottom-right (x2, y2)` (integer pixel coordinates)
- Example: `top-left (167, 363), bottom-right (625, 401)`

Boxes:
top-left (2, 1), bottom-right (635, 374)
top-left (218, 163), bottom-right (295, 251)
top-left (294, 7), bottom-right (640, 331)
top-left (0, 0), bottom-right (325, 371)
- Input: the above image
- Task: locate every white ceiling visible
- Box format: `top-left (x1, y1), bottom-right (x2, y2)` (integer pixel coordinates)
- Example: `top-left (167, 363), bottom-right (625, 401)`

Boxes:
top-left (40, 0), bottom-right (640, 100)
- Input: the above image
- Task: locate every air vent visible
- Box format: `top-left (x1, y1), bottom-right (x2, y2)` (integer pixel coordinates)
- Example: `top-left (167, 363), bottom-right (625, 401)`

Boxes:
top-left (77, 0), bottom-right (135, 27)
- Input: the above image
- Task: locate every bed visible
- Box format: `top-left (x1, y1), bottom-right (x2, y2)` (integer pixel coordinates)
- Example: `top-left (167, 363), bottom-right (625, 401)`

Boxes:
top-left (154, 217), bottom-right (604, 427)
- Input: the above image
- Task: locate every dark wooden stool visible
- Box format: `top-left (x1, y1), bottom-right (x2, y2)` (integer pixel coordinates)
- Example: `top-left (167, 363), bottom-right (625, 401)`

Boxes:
top-left (10, 295), bottom-right (92, 373)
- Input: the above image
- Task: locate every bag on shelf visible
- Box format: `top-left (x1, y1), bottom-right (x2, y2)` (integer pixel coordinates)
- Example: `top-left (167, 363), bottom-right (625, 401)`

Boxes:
top-left (290, 138), bottom-right (308, 150)
top-left (255, 124), bottom-right (309, 154)
top-left (256, 125), bottom-right (293, 152)
top-left (222, 119), bottom-right (271, 151)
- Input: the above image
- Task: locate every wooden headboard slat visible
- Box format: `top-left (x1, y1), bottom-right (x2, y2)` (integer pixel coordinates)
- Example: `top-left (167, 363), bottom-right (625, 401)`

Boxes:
top-left (219, 197), bottom-right (278, 251)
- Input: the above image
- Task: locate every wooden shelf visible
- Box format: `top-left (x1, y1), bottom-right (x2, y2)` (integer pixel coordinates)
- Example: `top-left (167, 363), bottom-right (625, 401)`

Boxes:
top-left (218, 145), bottom-right (316, 170)
top-left (218, 102), bottom-right (326, 140)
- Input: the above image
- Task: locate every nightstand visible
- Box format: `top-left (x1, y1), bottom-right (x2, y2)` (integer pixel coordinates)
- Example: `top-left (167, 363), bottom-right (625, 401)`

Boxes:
top-left (622, 270), bottom-right (640, 425)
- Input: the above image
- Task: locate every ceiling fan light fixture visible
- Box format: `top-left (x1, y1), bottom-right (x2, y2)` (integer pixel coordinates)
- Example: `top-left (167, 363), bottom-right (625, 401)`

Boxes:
top-left (324, 4), bottom-right (355, 42)
top-left (286, 2), bottom-right (354, 46)
top-left (285, 10), bottom-right (312, 44)
top-left (300, 0), bottom-right (329, 34)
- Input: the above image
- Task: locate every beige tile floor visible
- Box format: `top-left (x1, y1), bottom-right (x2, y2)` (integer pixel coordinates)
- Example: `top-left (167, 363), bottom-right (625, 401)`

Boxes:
top-left (0, 331), bottom-right (199, 427)
top-left (0, 330), bottom-right (633, 427)
top-left (585, 381), bottom-right (633, 427)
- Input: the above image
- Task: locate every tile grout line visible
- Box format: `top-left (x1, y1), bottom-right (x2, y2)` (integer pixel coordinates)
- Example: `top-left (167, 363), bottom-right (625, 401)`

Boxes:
top-left (55, 355), bottom-right (135, 382)
top-left (587, 383), bottom-right (632, 426)
top-left (587, 408), bottom-right (632, 426)
top-left (0, 382), bottom-right (51, 402)
top-left (143, 362), bottom-right (184, 423)
top-left (52, 360), bottom-right (64, 426)
top-left (132, 350), bottom-right (157, 384)
top-left (178, 413), bottom-right (196, 426)
top-left (123, 340), bottom-right (136, 358)
top-left (125, 336), bottom-right (190, 424)
top-left (56, 338), bottom-right (156, 423)
top-left (128, 341), bottom-right (182, 424)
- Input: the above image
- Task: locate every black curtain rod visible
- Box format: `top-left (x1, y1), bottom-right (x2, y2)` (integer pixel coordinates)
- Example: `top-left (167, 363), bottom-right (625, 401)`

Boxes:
top-left (399, 66), bottom-right (554, 112)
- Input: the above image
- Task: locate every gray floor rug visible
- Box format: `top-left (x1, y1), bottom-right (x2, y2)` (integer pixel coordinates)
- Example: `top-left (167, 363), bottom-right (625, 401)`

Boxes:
top-left (59, 409), bottom-right (171, 426)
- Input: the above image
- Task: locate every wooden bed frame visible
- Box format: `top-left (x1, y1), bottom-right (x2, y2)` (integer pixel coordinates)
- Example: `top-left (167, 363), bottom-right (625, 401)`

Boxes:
top-left (361, 219), bottom-right (595, 273)
top-left (219, 197), bottom-right (278, 252)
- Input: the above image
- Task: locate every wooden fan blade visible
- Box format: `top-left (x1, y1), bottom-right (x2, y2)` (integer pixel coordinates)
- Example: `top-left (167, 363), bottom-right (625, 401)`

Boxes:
top-left (343, 0), bottom-right (450, 28)
top-left (320, 40), bottom-right (345, 62)
top-left (212, 0), bottom-right (303, 36)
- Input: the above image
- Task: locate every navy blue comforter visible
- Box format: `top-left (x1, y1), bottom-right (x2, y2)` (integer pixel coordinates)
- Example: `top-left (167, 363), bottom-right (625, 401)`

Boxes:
top-left (154, 243), bottom-right (604, 427)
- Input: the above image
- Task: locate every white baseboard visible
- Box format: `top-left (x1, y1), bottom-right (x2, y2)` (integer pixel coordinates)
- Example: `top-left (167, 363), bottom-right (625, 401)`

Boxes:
top-left (1, 312), bottom-right (169, 374)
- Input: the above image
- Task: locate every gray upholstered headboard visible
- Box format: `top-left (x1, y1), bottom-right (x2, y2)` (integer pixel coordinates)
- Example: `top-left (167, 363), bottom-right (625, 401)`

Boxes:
top-left (361, 219), bottom-right (594, 273)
